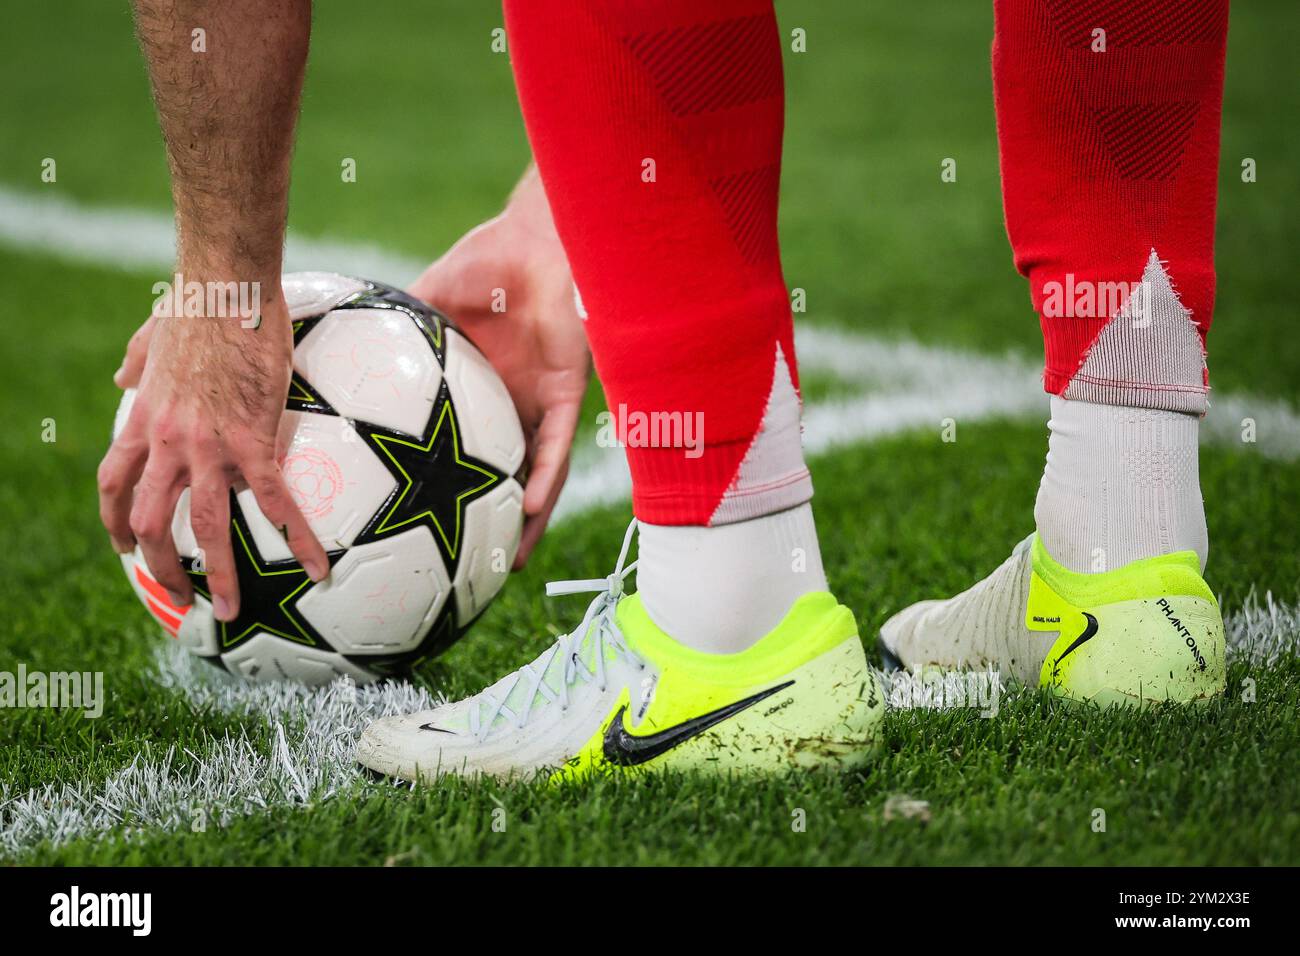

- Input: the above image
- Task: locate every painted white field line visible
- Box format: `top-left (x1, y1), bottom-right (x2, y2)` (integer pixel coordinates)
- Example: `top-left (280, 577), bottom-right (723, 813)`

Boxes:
top-left (0, 187), bottom-right (427, 285)
top-left (0, 660), bottom-right (436, 856)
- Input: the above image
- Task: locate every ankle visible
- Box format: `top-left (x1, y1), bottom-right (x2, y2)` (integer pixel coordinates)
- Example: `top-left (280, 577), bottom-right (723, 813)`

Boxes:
top-left (636, 503), bottom-right (827, 654)
top-left (1034, 397), bottom-right (1208, 574)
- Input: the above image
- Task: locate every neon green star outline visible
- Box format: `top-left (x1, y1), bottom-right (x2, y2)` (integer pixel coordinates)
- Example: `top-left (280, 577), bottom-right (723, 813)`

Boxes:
top-left (187, 520), bottom-right (317, 649)
top-left (367, 401), bottom-right (499, 558)
top-left (419, 308), bottom-right (443, 350)
top-left (288, 376), bottom-right (317, 404)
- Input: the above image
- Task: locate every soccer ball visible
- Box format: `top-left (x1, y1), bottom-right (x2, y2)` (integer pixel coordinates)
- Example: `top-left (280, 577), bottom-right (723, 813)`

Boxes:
top-left (114, 272), bottom-right (526, 685)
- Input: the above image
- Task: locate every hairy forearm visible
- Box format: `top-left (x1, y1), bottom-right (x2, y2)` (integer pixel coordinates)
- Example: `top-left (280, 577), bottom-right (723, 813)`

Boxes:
top-left (133, 0), bottom-right (310, 281)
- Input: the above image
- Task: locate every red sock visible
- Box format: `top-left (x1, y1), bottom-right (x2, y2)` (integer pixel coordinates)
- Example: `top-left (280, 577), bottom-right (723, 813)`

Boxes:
top-left (503, 0), bottom-right (809, 525)
top-left (993, 0), bottom-right (1229, 413)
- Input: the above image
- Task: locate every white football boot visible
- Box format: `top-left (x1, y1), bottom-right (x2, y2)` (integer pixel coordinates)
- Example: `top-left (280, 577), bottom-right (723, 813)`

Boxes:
top-left (356, 521), bottom-right (885, 781)
top-left (879, 533), bottom-right (1225, 706)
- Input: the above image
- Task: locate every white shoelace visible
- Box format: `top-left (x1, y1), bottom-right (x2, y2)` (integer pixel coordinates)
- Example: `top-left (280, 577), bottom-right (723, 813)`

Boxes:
top-left (467, 520), bottom-right (645, 742)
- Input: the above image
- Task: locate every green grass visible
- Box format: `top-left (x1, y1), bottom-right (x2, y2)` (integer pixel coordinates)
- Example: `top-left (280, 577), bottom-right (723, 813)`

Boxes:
top-left (2, 0), bottom-right (1299, 865)
top-left (24, 690), bottom-right (1300, 867)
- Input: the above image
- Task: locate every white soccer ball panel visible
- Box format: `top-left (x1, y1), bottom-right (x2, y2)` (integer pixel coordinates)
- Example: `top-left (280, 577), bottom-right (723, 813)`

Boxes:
top-left (174, 594), bottom-right (218, 656)
top-left (282, 272), bottom-right (368, 320)
top-left (238, 411), bottom-right (396, 562)
top-left (297, 526), bottom-right (450, 656)
top-left (112, 388), bottom-right (137, 438)
top-left (169, 489), bottom-right (199, 559)
top-left (452, 478), bottom-right (524, 623)
top-left (442, 328), bottom-right (526, 475)
top-left (295, 306), bottom-right (441, 438)
top-left (148, 411), bottom-right (394, 563)
top-left (221, 633), bottom-right (374, 686)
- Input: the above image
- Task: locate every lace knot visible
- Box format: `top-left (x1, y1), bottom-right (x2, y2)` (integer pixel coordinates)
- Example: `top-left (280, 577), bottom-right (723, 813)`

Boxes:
top-left (471, 519), bottom-right (641, 741)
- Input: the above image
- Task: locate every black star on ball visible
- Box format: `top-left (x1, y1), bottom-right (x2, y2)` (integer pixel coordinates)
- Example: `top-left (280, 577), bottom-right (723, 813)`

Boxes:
top-left (183, 503), bottom-right (337, 653)
top-left (354, 396), bottom-right (503, 567)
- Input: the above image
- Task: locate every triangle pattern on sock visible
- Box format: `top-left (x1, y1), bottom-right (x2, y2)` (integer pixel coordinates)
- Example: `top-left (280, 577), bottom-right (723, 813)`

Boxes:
top-left (1063, 249), bottom-right (1209, 414)
top-left (710, 341), bottom-right (812, 525)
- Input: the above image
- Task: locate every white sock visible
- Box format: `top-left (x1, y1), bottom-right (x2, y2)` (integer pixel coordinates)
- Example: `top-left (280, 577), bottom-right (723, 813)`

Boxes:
top-left (1034, 396), bottom-right (1208, 574)
top-left (636, 503), bottom-right (827, 654)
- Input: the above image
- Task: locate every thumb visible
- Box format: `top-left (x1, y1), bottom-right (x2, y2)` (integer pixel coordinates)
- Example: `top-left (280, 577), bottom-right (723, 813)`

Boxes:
top-left (406, 260), bottom-right (445, 307)
top-left (113, 315), bottom-right (157, 389)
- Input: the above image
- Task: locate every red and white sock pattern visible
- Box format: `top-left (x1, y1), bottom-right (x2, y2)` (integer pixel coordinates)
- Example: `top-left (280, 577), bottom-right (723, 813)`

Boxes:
top-left (993, 0), bottom-right (1229, 413)
top-left (504, 0), bottom-right (809, 527)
